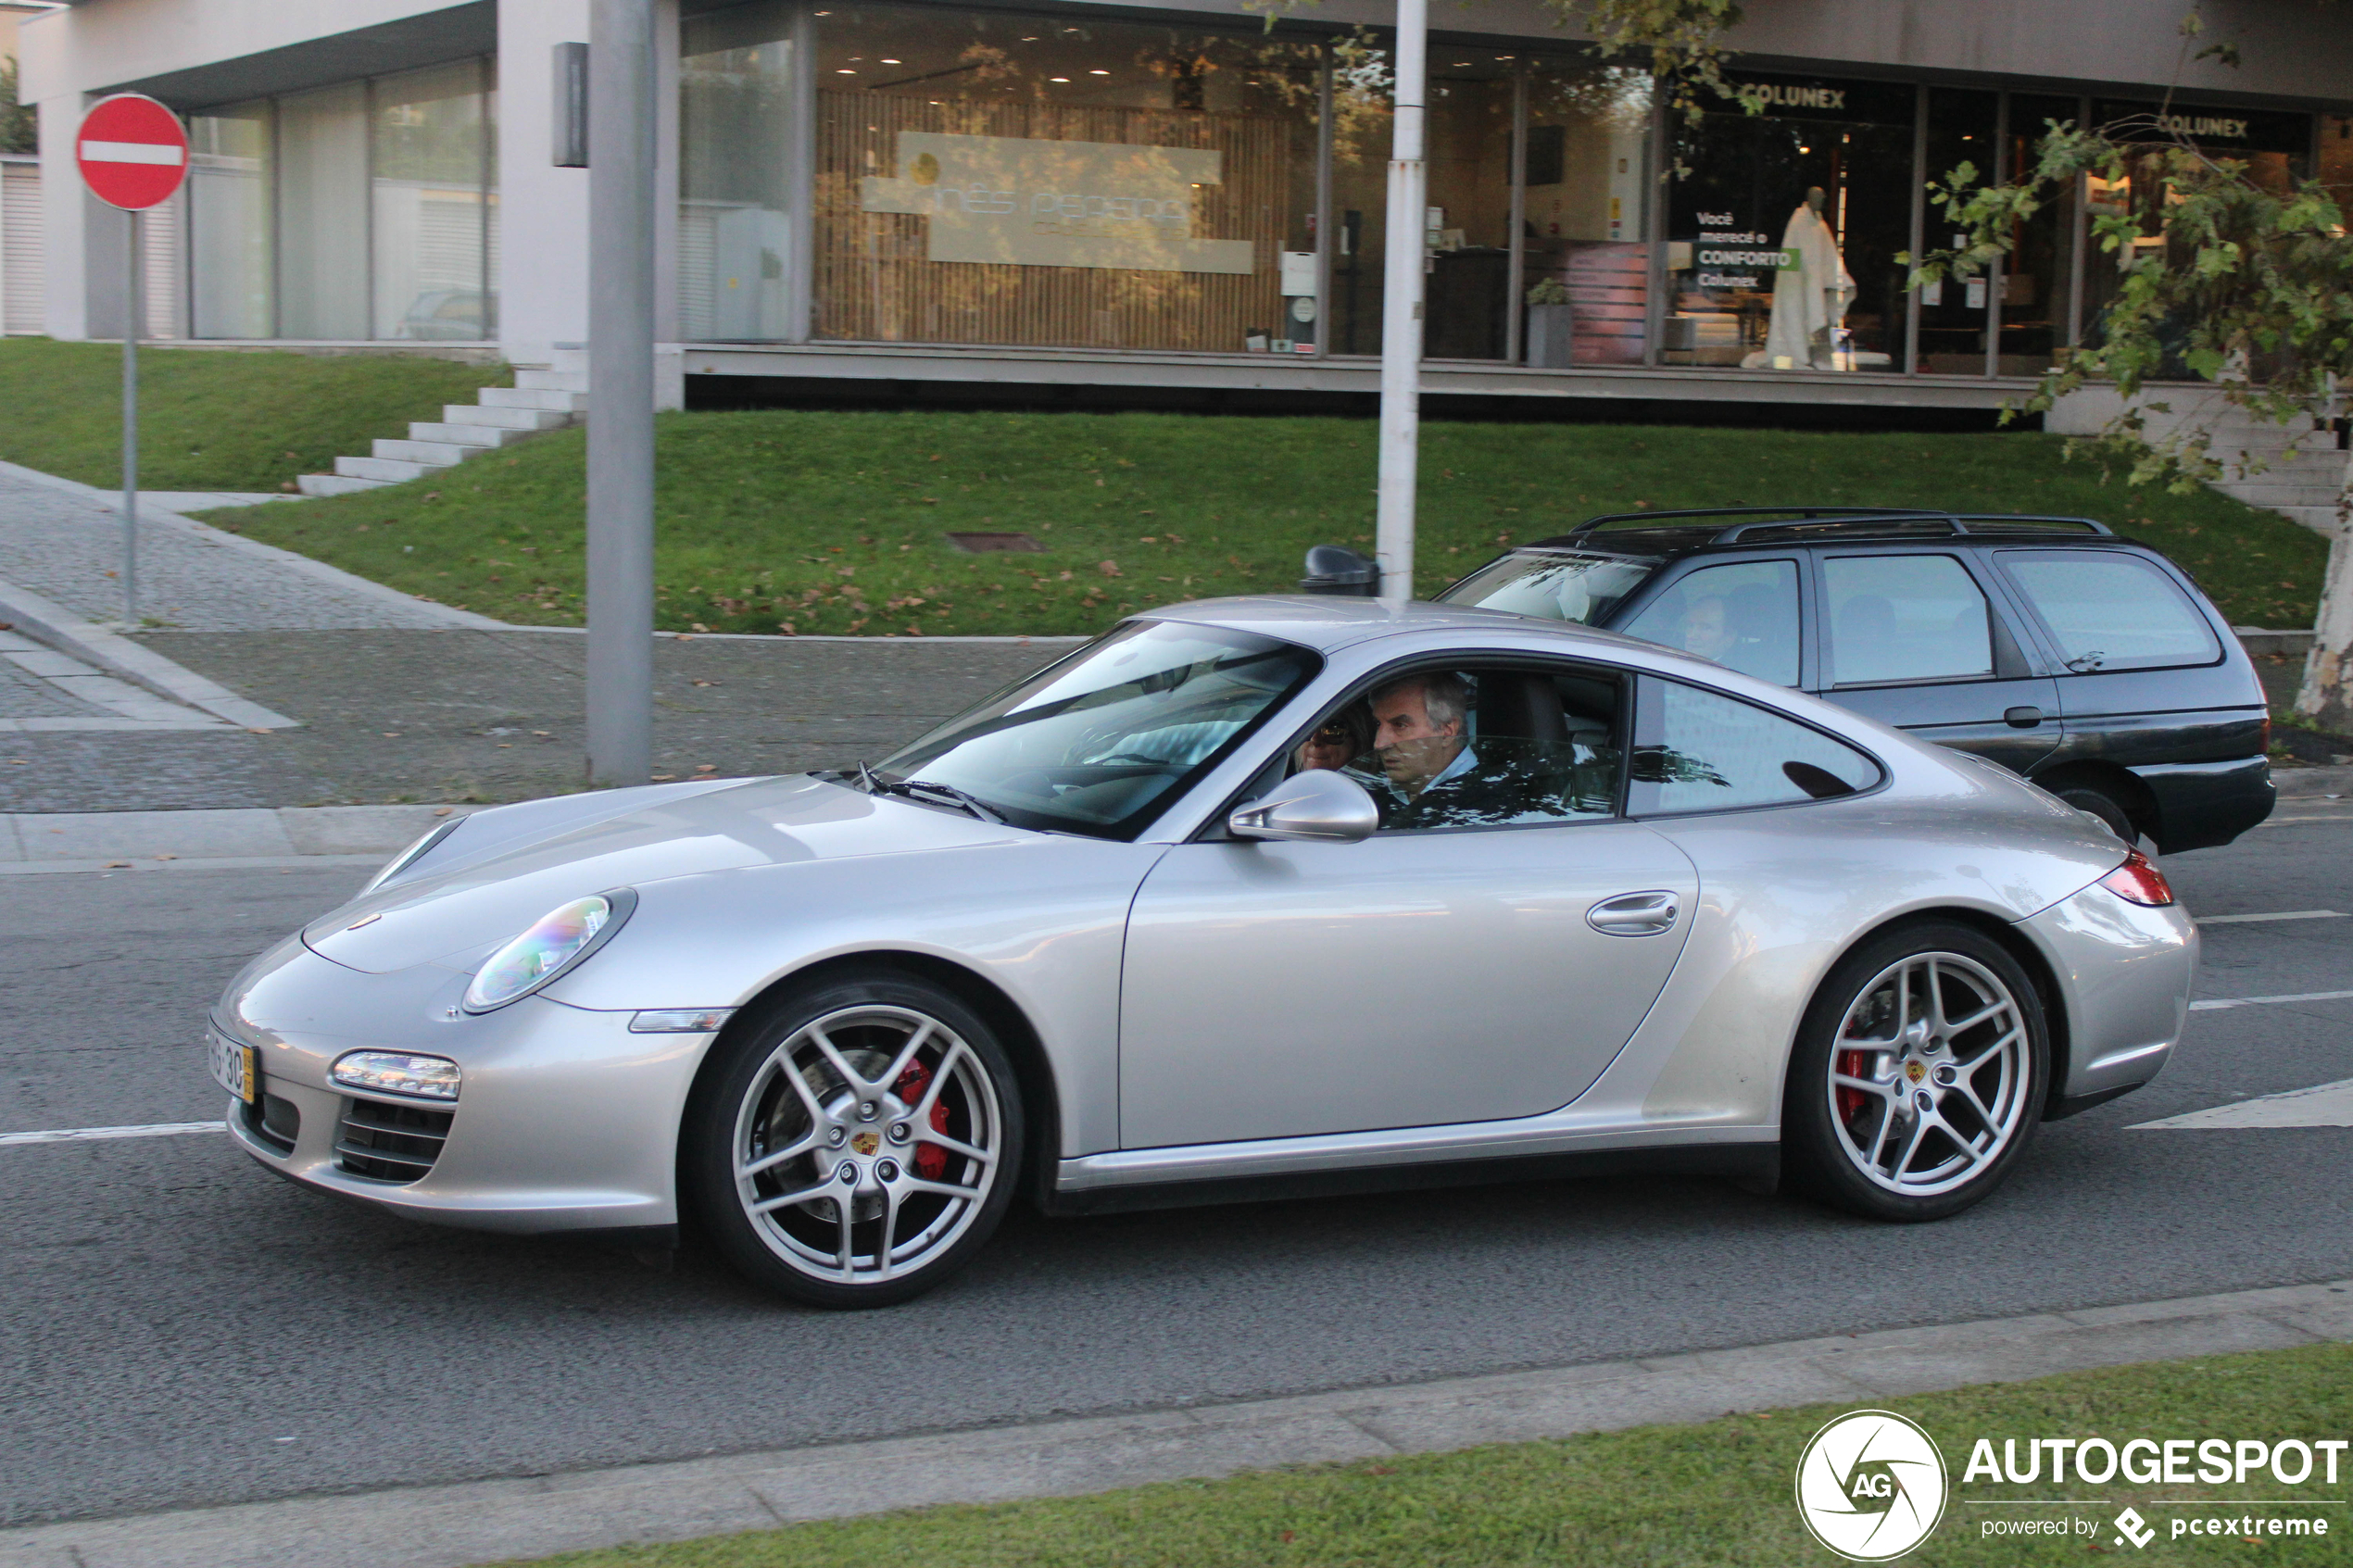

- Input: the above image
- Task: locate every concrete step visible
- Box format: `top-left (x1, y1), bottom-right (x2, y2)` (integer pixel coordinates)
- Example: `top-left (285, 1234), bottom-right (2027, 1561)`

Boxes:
top-left (447, 403), bottom-right (571, 431)
top-left (409, 420), bottom-right (531, 447)
top-left (296, 472), bottom-right (392, 498)
top-left (335, 455), bottom-right (436, 483)
top-left (2264, 505), bottom-right (2349, 536)
top-left (371, 438), bottom-right (481, 467)
top-left (479, 386), bottom-right (587, 413)
top-left (513, 369), bottom-right (591, 393)
top-left (2219, 488), bottom-right (2349, 511)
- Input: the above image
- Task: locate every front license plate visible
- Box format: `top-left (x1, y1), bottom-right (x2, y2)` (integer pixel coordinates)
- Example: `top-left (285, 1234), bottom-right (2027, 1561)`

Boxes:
top-left (208, 1034), bottom-right (258, 1104)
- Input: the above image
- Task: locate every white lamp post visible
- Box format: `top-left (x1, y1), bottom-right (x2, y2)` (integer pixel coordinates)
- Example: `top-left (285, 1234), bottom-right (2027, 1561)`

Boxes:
top-left (1374, 0), bottom-right (1428, 608)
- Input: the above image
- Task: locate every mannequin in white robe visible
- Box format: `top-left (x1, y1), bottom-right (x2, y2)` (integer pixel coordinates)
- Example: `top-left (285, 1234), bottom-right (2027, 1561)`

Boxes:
top-left (1749, 187), bottom-right (1854, 370)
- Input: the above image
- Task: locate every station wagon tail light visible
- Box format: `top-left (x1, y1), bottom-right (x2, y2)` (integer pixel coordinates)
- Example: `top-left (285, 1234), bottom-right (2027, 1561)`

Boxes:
top-left (2096, 847), bottom-right (2175, 908)
top-left (463, 889), bottom-right (638, 1011)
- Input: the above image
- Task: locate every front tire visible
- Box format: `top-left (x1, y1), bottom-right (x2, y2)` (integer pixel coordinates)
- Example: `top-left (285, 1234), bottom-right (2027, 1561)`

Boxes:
top-left (1782, 923), bottom-right (2047, 1222)
top-left (684, 971), bottom-right (1023, 1309)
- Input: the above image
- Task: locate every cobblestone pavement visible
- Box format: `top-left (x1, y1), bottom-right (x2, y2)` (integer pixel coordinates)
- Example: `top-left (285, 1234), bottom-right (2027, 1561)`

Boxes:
top-left (0, 641), bottom-right (108, 721)
top-left (0, 468), bottom-right (458, 632)
top-left (0, 630), bottom-right (1080, 810)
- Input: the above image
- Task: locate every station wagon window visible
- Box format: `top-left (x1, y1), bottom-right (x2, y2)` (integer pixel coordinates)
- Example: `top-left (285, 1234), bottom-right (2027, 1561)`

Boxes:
top-left (1998, 550), bottom-right (2222, 671)
top-left (1620, 559), bottom-right (1801, 685)
top-left (1822, 554), bottom-right (1994, 685)
top-left (1628, 675), bottom-right (1880, 815)
top-left (875, 620), bottom-right (1318, 838)
top-left (1438, 551), bottom-right (1655, 625)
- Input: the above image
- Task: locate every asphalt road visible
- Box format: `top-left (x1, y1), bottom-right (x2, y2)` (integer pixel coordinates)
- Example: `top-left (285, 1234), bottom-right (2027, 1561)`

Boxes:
top-left (3, 808), bottom-right (2350, 1528)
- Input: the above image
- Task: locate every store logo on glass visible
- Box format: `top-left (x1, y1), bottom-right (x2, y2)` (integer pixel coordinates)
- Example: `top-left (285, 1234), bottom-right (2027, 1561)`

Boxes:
top-left (1794, 1411), bottom-right (1948, 1561)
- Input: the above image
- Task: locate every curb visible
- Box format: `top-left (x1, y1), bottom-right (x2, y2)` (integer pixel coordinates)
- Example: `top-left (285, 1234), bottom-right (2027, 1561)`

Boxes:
top-left (0, 574), bottom-right (296, 730)
top-left (2273, 764), bottom-right (2353, 798)
top-left (0, 458), bottom-right (510, 633)
top-left (0, 804), bottom-right (477, 867)
top-left (2, 1277), bottom-right (2347, 1568)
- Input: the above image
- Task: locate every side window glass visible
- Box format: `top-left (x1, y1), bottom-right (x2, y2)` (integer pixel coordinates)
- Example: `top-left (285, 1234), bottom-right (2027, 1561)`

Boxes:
top-left (2000, 550), bottom-right (2222, 671)
top-left (1629, 675), bottom-right (1881, 815)
top-left (1288, 666), bottom-right (1626, 832)
top-left (1823, 554), bottom-right (1994, 685)
top-left (1620, 559), bottom-right (1802, 686)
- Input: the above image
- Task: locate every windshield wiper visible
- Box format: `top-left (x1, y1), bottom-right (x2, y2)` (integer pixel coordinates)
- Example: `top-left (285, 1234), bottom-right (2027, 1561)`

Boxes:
top-left (897, 779), bottom-right (1006, 823)
top-left (852, 764), bottom-right (1005, 823)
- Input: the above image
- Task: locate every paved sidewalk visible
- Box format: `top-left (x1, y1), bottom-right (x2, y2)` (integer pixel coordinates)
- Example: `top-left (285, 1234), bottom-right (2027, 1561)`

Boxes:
top-left (0, 461), bottom-right (481, 632)
top-left (2, 1276), bottom-right (2346, 1568)
top-left (0, 803), bottom-right (471, 872)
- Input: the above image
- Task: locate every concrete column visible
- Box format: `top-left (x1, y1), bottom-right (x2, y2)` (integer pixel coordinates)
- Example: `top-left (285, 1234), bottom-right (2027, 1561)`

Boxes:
top-left (496, 0), bottom-right (594, 366)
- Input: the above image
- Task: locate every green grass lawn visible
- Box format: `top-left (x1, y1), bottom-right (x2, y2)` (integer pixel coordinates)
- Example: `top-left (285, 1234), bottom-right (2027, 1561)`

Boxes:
top-left (196, 409), bottom-right (2330, 637)
top-left (510, 1342), bottom-right (2353, 1567)
top-left (0, 337), bottom-right (505, 494)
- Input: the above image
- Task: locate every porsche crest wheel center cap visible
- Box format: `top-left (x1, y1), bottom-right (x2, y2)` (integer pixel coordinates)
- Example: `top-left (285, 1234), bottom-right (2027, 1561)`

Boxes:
top-left (850, 1130), bottom-right (880, 1156)
top-left (1904, 1060), bottom-right (1927, 1085)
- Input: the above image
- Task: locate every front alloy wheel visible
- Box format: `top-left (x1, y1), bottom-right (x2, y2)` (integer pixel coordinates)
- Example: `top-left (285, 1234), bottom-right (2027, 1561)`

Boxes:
top-left (688, 974), bottom-right (1021, 1308)
top-left (1785, 924), bottom-right (2046, 1221)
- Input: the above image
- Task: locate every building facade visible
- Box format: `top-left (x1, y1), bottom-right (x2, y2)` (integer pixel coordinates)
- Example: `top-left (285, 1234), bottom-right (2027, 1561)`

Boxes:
top-left (18, 0), bottom-right (2353, 413)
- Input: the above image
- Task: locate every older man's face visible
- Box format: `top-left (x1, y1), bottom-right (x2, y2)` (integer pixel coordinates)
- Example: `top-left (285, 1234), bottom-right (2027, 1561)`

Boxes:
top-left (1370, 683), bottom-right (1464, 796)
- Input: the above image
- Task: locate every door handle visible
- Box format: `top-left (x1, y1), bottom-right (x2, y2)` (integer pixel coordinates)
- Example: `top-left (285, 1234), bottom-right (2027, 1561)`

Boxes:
top-left (1588, 890), bottom-right (1680, 936)
top-left (2004, 706), bottom-right (2044, 729)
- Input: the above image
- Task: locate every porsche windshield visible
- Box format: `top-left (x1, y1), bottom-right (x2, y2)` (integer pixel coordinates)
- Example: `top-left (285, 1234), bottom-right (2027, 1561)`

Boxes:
top-left (872, 621), bottom-right (1320, 837)
top-left (1438, 550), bottom-right (1656, 624)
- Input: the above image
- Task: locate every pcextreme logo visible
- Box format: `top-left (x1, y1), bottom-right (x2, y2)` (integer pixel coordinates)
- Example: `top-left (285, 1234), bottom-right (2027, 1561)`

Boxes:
top-left (1794, 1410), bottom-right (1949, 1561)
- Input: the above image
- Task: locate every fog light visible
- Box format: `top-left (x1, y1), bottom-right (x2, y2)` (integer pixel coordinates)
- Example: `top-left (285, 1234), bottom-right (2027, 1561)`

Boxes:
top-left (628, 1008), bottom-right (735, 1034)
top-left (332, 1050), bottom-right (461, 1102)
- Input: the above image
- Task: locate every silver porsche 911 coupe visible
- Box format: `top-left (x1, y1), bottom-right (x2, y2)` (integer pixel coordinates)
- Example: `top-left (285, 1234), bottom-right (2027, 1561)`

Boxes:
top-left (209, 597), bottom-right (2195, 1307)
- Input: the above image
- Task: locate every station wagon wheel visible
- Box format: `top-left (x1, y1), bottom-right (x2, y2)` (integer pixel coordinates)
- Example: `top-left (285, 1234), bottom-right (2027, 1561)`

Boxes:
top-left (686, 973), bottom-right (1023, 1309)
top-left (1782, 924), bottom-right (2047, 1222)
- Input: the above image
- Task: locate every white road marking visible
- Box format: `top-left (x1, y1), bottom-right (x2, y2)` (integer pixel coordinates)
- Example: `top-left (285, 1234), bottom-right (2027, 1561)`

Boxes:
top-left (79, 139), bottom-right (185, 166)
top-left (2194, 909), bottom-right (2348, 925)
top-left (2258, 815), bottom-right (2353, 826)
top-left (2132, 1078), bottom-right (2353, 1130)
top-left (2189, 989), bottom-right (2353, 1011)
top-left (0, 1120), bottom-right (222, 1148)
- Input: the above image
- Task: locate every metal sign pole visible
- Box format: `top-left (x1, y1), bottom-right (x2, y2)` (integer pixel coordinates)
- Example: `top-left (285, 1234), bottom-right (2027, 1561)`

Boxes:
top-left (585, 0), bottom-right (657, 786)
top-left (122, 208), bottom-right (140, 625)
top-left (1374, 0), bottom-right (1428, 608)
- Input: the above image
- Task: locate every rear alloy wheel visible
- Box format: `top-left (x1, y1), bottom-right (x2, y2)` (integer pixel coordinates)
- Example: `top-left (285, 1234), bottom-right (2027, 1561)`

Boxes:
top-left (686, 973), bottom-right (1022, 1308)
top-left (1783, 925), bottom-right (2047, 1222)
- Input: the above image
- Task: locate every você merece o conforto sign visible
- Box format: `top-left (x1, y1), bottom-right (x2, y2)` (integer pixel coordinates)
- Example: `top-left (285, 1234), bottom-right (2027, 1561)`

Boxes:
top-left (77, 94), bottom-right (189, 210)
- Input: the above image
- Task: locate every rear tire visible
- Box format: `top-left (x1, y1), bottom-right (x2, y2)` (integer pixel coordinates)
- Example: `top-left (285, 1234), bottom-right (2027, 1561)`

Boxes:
top-left (1782, 923), bottom-right (2047, 1223)
top-left (2053, 785), bottom-right (2135, 845)
top-left (683, 970), bottom-right (1023, 1309)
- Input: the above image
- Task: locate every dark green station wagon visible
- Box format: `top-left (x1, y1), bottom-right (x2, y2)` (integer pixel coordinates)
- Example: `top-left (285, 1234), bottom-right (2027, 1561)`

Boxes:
top-left (1317, 508), bottom-right (2274, 853)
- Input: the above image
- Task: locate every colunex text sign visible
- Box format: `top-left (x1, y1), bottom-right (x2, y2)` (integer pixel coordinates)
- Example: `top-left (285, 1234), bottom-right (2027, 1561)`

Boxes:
top-left (861, 132), bottom-right (1256, 275)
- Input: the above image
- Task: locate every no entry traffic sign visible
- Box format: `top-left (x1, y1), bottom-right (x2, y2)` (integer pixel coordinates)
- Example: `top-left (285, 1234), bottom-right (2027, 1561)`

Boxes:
top-left (77, 94), bottom-right (188, 210)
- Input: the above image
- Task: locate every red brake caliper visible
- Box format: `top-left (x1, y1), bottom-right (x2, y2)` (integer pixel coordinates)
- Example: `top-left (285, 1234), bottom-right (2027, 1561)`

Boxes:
top-left (892, 1060), bottom-right (951, 1180)
top-left (1836, 1048), bottom-right (1869, 1123)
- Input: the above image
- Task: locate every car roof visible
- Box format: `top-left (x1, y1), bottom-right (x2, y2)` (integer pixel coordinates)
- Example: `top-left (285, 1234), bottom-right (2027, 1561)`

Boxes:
top-left (1142, 594), bottom-right (1664, 657)
top-left (1505, 508), bottom-right (2122, 560)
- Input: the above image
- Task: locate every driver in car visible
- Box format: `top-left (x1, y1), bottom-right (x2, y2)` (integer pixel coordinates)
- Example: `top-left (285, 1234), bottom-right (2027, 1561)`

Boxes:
top-left (1365, 673), bottom-right (1539, 829)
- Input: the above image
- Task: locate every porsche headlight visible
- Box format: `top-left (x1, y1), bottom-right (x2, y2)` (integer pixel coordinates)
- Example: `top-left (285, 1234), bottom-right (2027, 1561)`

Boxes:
top-left (462, 889), bottom-right (637, 1012)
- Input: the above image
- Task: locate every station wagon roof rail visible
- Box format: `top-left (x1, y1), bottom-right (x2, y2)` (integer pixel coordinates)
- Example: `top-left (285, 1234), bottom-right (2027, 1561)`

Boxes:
top-left (1554, 508), bottom-right (2115, 546)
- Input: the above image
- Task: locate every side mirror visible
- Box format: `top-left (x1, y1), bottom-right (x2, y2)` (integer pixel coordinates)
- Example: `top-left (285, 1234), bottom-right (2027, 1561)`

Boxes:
top-left (1227, 769), bottom-right (1379, 843)
top-left (1298, 545), bottom-right (1379, 597)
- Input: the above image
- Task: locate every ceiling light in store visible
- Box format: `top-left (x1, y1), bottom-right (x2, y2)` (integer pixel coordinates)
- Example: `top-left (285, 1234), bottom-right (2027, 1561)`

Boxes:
top-left (1089, 69), bottom-right (1110, 75)
top-left (837, 68), bottom-right (857, 74)
top-left (1021, 35), bottom-right (1038, 41)
top-left (1453, 61), bottom-right (1470, 67)
top-left (1797, 144), bottom-right (1810, 153)
top-left (881, 57), bottom-right (902, 64)
top-left (1051, 76), bottom-right (1071, 82)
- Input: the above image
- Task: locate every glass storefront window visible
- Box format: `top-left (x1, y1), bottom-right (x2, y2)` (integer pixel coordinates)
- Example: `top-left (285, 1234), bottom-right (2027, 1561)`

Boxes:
top-left (1666, 72), bottom-right (1914, 372)
top-left (1915, 88), bottom-right (1994, 375)
top-left (188, 102), bottom-right (272, 339)
top-left (2324, 116), bottom-right (2353, 209)
top-left (277, 82), bottom-right (370, 339)
top-left (372, 59), bottom-right (497, 341)
top-left (682, 1), bottom-right (799, 341)
top-left (187, 58), bottom-right (497, 341)
top-left (1520, 62), bottom-right (1652, 366)
top-left (2079, 99), bottom-right (2312, 376)
top-left (811, 4), bottom-right (1322, 353)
